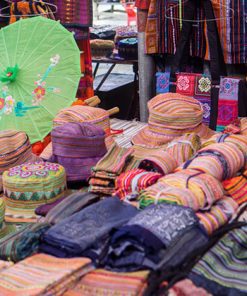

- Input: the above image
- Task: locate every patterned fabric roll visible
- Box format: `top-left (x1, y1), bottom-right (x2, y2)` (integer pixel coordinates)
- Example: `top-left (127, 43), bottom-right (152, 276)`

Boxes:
top-left (2, 162), bottom-right (67, 223)
top-left (49, 122), bottom-right (107, 181)
top-left (132, 93), bottom-right (214, 147)
top-left (222, 170), bottom-right (247, 205)
top-left (196, 196), bottom-right (239, 235)
top-left (0, 260), bottom-right (13, 272)
top-left (0, 130), bottom-right (40, 191)
top-left (0, 223), bottom-right (50, 262)
top-left (0, 254), bottom-right (93, 296)
top-left (64, 269), bottom-right (149, 296)
top-left (114, 169), bottom-right (162, 199)
top-left (189, 227), bottom-right (247, 295)
top-left (181, 142), bottom-right (245, 181)
top-left (139, 169), bottom-right (224, 211)
top-left (0, 199), bottom-right (16, 240)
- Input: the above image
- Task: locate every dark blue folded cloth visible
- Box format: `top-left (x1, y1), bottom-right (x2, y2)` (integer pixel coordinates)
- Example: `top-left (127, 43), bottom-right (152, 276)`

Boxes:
top-left (103, 204), bottom-right (208, 271)
top-left (40, 197), bottom-right (138, 260)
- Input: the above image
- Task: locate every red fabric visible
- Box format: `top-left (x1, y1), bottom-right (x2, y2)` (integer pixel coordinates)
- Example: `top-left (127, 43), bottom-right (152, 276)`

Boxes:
top-left (135, 0), bottom-right (151, 10)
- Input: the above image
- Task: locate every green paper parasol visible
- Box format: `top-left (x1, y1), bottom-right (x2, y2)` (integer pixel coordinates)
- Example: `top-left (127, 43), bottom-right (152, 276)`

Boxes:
top-left (0, 16), bottom-right (81, 143)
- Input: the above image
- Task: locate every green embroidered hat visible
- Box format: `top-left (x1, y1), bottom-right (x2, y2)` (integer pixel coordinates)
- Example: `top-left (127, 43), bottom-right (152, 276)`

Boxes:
top-left (2, 162), bottom-right (67, 223)
top-left (0, 199), bottom-right (16, 239)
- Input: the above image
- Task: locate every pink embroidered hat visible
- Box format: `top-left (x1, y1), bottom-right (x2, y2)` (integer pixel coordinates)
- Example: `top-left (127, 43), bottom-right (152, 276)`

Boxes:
top-left (132, 93), bottom-right (215, 147)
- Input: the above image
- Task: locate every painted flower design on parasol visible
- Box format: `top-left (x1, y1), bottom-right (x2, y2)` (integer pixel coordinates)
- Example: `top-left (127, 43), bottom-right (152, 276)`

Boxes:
top-left (0, 87), bottom-right (15, 117)
top-left (8, 162), bottom-right (60, 178)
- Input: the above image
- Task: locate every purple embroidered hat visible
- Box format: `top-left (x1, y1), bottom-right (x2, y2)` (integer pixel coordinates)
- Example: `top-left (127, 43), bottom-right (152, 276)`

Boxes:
top-left (49, 122), bottom-right (107, 181)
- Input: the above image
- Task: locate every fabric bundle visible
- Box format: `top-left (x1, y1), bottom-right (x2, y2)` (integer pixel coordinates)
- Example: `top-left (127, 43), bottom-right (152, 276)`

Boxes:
top-left (165, 133), bottom-right (201, 165)
top-left (139, 169), bottom-right (224, 211)
top-left (0, 254), bottom-right (93, 296)
top-left (223, 170), bottom-right (247, 205)
top-left (114, 169), bottom-right (162, 200)
top-left (89, 145), bottom-right (134, 195)
top-left (64, 269), bottom-right (149, 296)
top-left (49, 122), bottom-right (107, 181)
top-left (53, 105), bottom-right (113, 137)
top-left (44, 191), bottom-right (99, 224)
top-left (196, 196), bottom-right (239, 235)
top-left (0, 130), bottom-right (40, 191)
top-left (132, 93), bottom-right (214, 147)
top-left (0, 223), bottom-right (50, 262)
top-left (181, 142), bottom-right (245, 181)
top-left (40, 197), bottom-right (138, 261)
top-left (103, 204), bottom-right (208, 271)
top-left (2, 162), bottom-right (67, 223)
top-left (189, 227), bottom-right (247, 296)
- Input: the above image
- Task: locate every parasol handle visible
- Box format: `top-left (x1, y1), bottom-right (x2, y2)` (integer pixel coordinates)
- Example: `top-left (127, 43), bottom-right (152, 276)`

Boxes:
top-left (107, 107), bottom-right (120, 116)
top-left (85, 96), bottom-right (101, 106)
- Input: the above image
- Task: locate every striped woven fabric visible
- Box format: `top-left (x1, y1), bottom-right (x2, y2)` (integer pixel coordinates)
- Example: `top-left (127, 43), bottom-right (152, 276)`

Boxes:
top-left (196, 196), bottom-right (238, 235)
top-left (222, 170), bottom-right (247, 205)
top-left (64, 269), bottom-right (149, 296)
top-left (0, 199), bottom-right (16, 240)
top-left (0, 254), bottom-right (93, 296)
top-left (0, 223), bottom-right (50, 262)
top-left (114, 169), bottom-right (162, 199)
top-left (132, 93), bottom-right (214, 147)
top-left (189, 227), bottom-right (247, 295)
top-left (0, 260), bottom-right (13, 272)
top-left (241, 118), bottom-right (247, 136)
top-left (138, 169), bottom-right (224, 211)
top-left (168, 279), bottom-right (211, 296)
top-left (180, 142), bottom-right (245, 181)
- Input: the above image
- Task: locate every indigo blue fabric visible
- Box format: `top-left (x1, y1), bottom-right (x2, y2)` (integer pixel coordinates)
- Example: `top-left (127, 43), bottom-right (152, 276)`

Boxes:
top-left (103, 204), bottom-right (208, 271)
top-left (40, 197), bottom-right (138, 259)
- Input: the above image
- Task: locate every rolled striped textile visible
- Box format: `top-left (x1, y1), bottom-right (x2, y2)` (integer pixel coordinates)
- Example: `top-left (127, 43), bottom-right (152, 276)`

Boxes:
top-left (132, 93), bottom-right (215, 147)
top-left (189, 227), bottom-right (247, 295)
top-left (44, 192), bottom-right (99, 225)
top-left (0, 254), bottom-right (93, 296)
top-left (2, 162), bottom-right (67, 223)
top-left (64, 269), bottom-right (149, 296)
top-left (138, 169), bottom-right (224, 211)
top-left (222, 170), bottom-right (247, 205)
top-left (0, 199), bottom-right (16, 240)
top-left (196, 196), bottom-right (239, 235)
top-left (241, 118), bottom-right (247, 136)
top-left (180, 142), bottom-right (245, 181)
top-left (49, 122), bottom-right (107, 181)
top-left (0, 223), bottom-right (50, 262)
top-left (0, 130), bottom-right (41, 191)
top-left (202, 133), bottom-right (247, 169)
top-left (165, 133), bottom-right (201, 165)
top-left (114, 169), bottom-right (162, 199)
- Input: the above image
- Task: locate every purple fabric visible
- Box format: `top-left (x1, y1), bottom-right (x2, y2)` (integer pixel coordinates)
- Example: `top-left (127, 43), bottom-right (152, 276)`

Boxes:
top-left (50, 122), bottom-right (107, 181)
top-left (35, 194), bottom-right (68, 217)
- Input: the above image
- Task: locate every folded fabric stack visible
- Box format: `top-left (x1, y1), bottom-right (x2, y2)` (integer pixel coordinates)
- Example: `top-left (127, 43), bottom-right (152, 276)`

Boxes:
top-left (223, 170), bottom-right (247, 205)
top-left (165, 133), bottom-right (201, 165)
top-left (53, 105), bottom-right (115, 148)
top-left (49, 122), bottom-right (107, 182)
top-left (132, 93), bottom-right (215, 148)
top-left (44, 191), bottom-right (99, 224)
top-left (2, 162), bottom-right (67, 223)
top-left (40, 198), bottom-right (138, 261)
top-left (64, 269), bottom-right (149, 296)
top-left (0, 222), bottom-right (50, 262)
top-left (139, 169), bottom-right (224, 210)
top-left (0, 254), bottom-right (93, 296)
top-left (180, 142), bottom-right (245, 181)
top-left (114, 169), bottom-right (162, 200)
top-left (103, 204), bottom-right (208, 271)
top-left (89, 144), bottom-right (134, 195)
top-left (0, 130), bottom-right (40, 191)
top-left (189, 227), bottom-right (247, 296)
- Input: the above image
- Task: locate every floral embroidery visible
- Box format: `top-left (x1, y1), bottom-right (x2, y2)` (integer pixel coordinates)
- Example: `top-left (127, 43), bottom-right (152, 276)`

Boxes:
top-left (8, 162), bottom-right (60, 178)
top-left (198, 77), bottom-right (211, 93)
top-left (177, 76), bottom-right (190, 91)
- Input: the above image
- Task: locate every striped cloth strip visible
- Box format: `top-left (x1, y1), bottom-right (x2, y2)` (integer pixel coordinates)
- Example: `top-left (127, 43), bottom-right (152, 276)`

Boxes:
top-left (196, 196), bottom-right (239, 235)
top-left (0, 254), bottom-right (94, 296)
top-left (222, 170), bottom-right (247, 205)
top-left (189, 227), bottom-right (247, 294)
top-left (180, 142), bottom-right (245, 181)
top-left (114, 169), bottom-right (162, 199)
top-left (64, 269), bottom-right (149, 296)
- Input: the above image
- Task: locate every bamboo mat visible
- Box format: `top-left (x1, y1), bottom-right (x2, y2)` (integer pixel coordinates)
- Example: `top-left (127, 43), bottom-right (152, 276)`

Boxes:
top-left (110, 118), bottom-right (147, 148)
